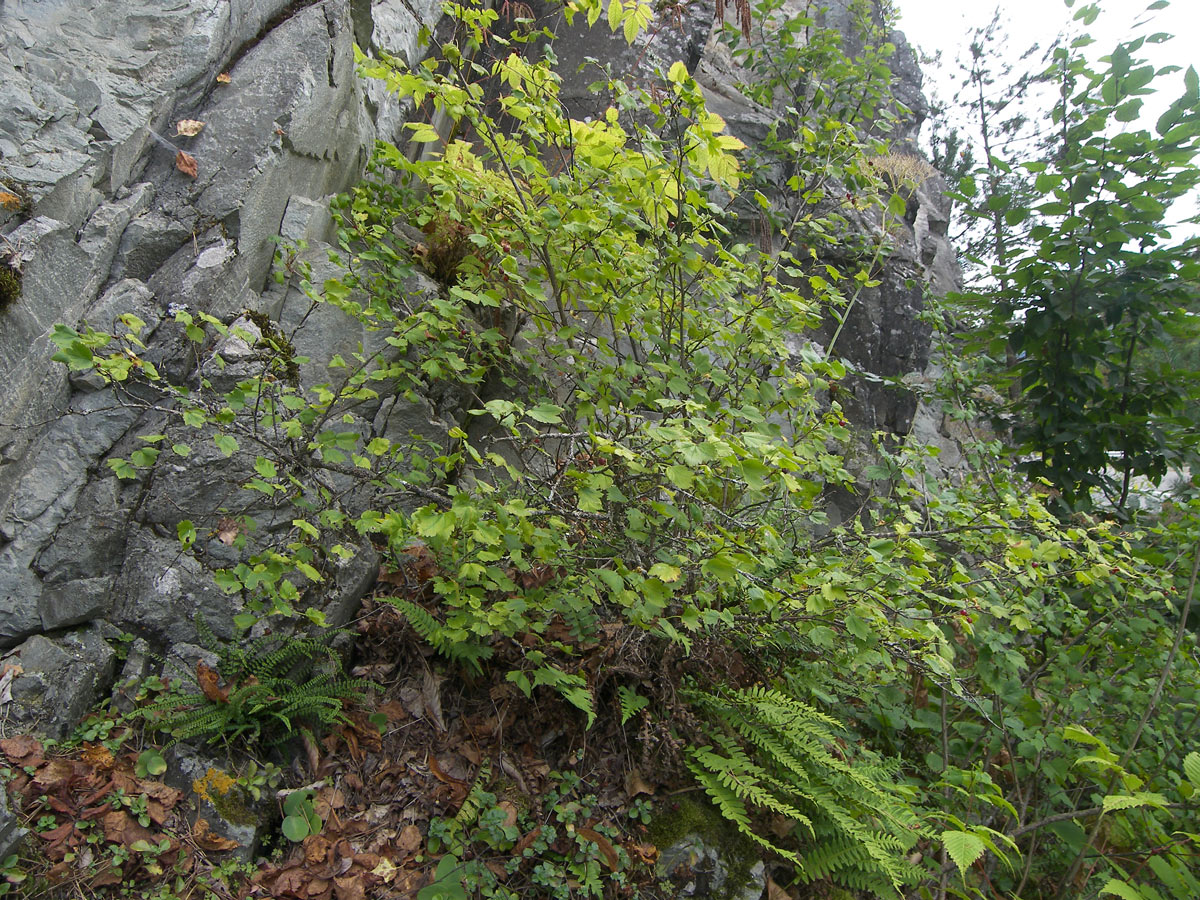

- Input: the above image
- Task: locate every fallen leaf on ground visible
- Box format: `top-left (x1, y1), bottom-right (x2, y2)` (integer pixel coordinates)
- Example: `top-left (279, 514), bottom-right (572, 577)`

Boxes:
top-left (426, 754), bottom-right (464, 786)
top-left (421, 670), bottom-right (446, 731)
top-left (197, 662), bottom-right (228, 704)
top-left (80, 743), bottom-right (115, 771)
top-left (630, 842), bottom-right (658, 865)
top-left (513, 826), bottom-right (542, 855)
top-left (625, 768), bottom-right (654, 798)
top-left (577, 827), bottom-right (619, 871)
top-left (0, 734), bottom-right (43, 765)
top-left (371, 857), bottom-right (398, 883)
top-left (216, 72), bottom-right (231, 84)
top-left (333, 874), bottom-right (365, 900)
top-left (101, 809), bottom-right (155, 849)
top-left (766, 876), bottom-right (792, 900)
top-left (497, 800), bottom-right (518, 829)
top-left (397, 824), bottom-right (422, 854)
top-left (376, 700), bottom-right (408, 724)
top-left (193, 818), bottom-right (239, 852)
top-left (174, 119), bottom-right (206, 137)
top-left (304, 834), bottom-right (332, 868)
top-left (175, 150), bottom-right (198, 178)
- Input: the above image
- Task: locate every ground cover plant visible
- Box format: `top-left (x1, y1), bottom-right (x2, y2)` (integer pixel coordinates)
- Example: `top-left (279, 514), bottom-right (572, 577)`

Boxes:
top-left (10, 0), bottom-right (1200, 898)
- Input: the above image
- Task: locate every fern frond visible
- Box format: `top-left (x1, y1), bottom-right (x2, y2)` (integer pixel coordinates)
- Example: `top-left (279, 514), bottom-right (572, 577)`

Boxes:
top-left (383, 596), bottom-right (493, 672)
top-left (685, 684), bottom-right (925, 898)
top-left (125, 627), bottom-right (364, 750)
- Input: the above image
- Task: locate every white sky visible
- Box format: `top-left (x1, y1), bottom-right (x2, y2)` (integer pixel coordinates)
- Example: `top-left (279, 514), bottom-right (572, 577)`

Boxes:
top-left (894, 0), bottom-right (1200, 115)
top-left (892, 0), bottom-right (1200, 234)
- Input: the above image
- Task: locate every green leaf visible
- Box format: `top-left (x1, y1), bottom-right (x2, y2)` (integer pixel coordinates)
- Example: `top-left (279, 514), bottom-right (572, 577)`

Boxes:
top-left (1183, 751), bottom-right (1200, 788)
top-left (135, 750), bottom-right (167, 778)
top-left (665, 465), bottom-right (695, 489)
top-left (941, 830), bottom-right (986, 879)
top-left (648, 563), bottom-right (682, 583)
top-left (844, 613), bottom-right (873, 641)
top-left (130, 447), bottom-right (159, 467)
top-left (1102, 792), bottom-right (1166, 812)
top-left (417, 855), bottom-right (467, 900)
top-left (214, 434), bottom-right (239, 457)
top-left (177, 520), bottom-right (196, 549)
top-left (293, 519), bottom-right (320, 540)
top-left (702, 554), bottom-right (738, 583)
top-left (1063, 724), bottom-right (1103, 745)
top-left (526, 403), bottom-right (564, 424)
top-left (1100, 879), bottom-right (1148, 900)
top-left (739, 458), bottom-right (770, 491)
top-left (281, 814), bottom-right (311, 842)
top-left (254, 456), bottom-right (277, 479)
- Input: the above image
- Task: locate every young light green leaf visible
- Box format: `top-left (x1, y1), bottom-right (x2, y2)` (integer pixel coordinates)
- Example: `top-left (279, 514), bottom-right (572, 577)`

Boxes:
top-left (941, 830), bottom-right (986, 879)
top-left (213, 434), bottom-right (239, 457)
top-left (1183, 751), bottom-right (1200, 788)
top-left (1099, 879), bottom-right (1149, 900)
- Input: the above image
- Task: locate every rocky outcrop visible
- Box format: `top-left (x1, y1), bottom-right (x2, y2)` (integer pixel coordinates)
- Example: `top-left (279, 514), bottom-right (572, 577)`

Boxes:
top-left (0, 0), bottom-right (443, 730)
top-left (0, 0), bottom-right (959, 741)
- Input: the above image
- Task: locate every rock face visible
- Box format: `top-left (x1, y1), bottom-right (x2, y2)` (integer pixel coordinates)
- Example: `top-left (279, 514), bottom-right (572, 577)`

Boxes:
top-left (0, 0), bottom-right (442, 734)
top-left (0, 0), bottom-right (958, 739)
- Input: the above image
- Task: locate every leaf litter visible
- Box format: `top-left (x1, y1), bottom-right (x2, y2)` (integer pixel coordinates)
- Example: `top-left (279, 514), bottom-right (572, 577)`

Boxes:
top-left (0, 563), bottom-right (716, 899)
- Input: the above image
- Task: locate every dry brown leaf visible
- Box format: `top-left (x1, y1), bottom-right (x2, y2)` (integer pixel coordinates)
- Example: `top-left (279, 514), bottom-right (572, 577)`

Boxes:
top-left (90, 864), bottom-right (125, 888)
top-left (625, 768), bottom-right (654, 798)
top-left (304, 834), bottom-right (332, 868)
top-left (426, 754), bottom-right (463, 786)
top-left (33, 758), bottom-right (82, 793)
top-left (0, 192), bottom-right (20, 211)
top-left (497, 800), bottom-right (518, 830)
top-left (350, 662), bottom-right (395, 680)
top-left (101, 809), bottom-right (154, 849)
top-left (139, 779), bottom-right (182, 807)
top-left (1, 734), bottom-right (44, 766)
top-left (396, 540), bottom-right (439, 582)
top-left (175, 150), bottom-right (198, 178)
top-left (263, 864), bottom-right (308, 896)
top-left (577, 827), bottom-right (619, 872)
top-left (397, 824), bottom-right (422, 854)
top-left (766, 876), bottom-right (792, 900)
top-left (80, 743), bottom-right (115, 771)
top-left (630, 842), bottom-right (658, 865)
top-left (196, 662), bottom-right (228, 704)
top-left (512, 826), bottom-right (542, 856)
top-left (216, 72), bottom-right (231, 84)
top-left (216, 517), bottom-right (240, 545)
top-left (333, 874), bottom-right (365, 900)
top-left (421, 669), bottom-right (446, 732)
top-left (174, 119), bottom-right (206, 137)
top-left (193, 818), bottom-right (239, 852)
top-left (377, 700), bottom-right (408, 724)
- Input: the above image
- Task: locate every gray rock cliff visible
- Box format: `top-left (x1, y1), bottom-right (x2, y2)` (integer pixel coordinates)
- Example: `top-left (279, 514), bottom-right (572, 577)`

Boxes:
top-left (0, 0), bottom-right (959, 742)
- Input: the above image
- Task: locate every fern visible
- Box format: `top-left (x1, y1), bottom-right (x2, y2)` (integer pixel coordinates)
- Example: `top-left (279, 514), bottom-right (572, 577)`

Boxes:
top-left (685, 685), bottom-right (925, 899)
top-left (127, 618), bottom-right (366, 750)
top-left (383, 596), bottom-right (492, 672)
